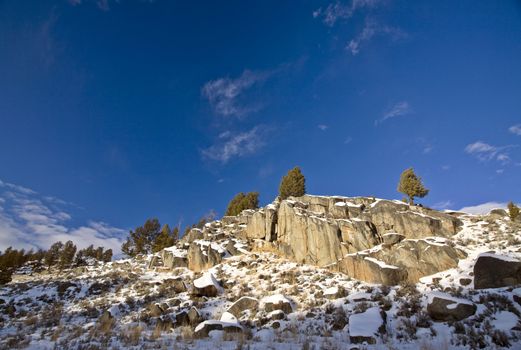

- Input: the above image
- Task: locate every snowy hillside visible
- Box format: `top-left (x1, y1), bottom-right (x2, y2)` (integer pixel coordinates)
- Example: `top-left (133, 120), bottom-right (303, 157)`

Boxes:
top-left (1, 203), bottom-right (521, 349)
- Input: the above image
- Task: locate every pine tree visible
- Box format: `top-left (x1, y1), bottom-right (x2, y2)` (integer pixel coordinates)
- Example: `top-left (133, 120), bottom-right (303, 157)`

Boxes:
top-left (58, 241), bottom-right (77, 270)
top-left (121, 218), bottom-right (161, 257)
top-left (279, 166), bottom-right (306, 200)
top-left (152, 224), bottom-right (176, 252)
top-left (45, 241), bottom-right (63, 267)
top-left (102, 249), bottom-right (113, 262)
top-left (397, 167), bottom-right (429, 205)
top-left (508, 201), bottom-right (520, 221)
top-left (225, 192), bottom-right (260, 216)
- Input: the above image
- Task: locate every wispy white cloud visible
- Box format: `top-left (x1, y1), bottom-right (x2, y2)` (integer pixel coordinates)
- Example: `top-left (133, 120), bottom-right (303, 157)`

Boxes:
top-left (432, 200), bottom-right (454, 210)
top-left (458, 202), bottom-right (508, 215)
top-left (347, 18), bottom-right (407, 55)
top-left (509, 124), bottom-right (521, 136)
top-left (202, 70), bottom-right (271, 118)
top-left (313, 0), bottom-right (383, 26)
top-left (68, 0), bottom-right (156, 11)
top-left (0, 179), bottom-right (125, 254)
top-left (344, 136), bottom-right (353, 144)
top-left (318, 124), bottom-right (329, 131)
top-left (375, 101), bottom-right (411, 126)
top-left (464, 141), bottom-right (514, 164)
top-left (201, 126), bottom-right (267, 163)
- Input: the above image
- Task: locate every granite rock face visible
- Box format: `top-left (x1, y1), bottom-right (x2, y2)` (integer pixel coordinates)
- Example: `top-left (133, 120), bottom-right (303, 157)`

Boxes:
top-left (157, 194), bottom-right (464, 284)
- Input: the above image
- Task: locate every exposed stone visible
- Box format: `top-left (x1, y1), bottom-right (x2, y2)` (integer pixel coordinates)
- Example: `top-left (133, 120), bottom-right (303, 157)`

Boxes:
top-left (193, 272), bottom-right (222, 297)
top-left (162, 278), bottom-right (187, 293)
top-left (277, 200), bottom-right (345, 267)
top-left (161, 249), bottom-right (188, 269)
top-left (148, 303), bottom-right (165, 317)
top-left (373, 238), bottom-right (466, 283)
top-left (245, 211), bottom-right (268, 239)
top-left (361, 200), bottom-right (462, 239)
top-left (227, 296), bottom-right (259, 318)
top-left (333, 254), bottom-right (408, 285)
top-left (427, 293), bottom-right (476, 321)
top-left (180, 228), bottom-right (204, 244)
top-left (474, 253), bottom-right (521, 289)
top-left (263, 295), bottom-right (293, 314)
top-left (382, 232), bottom-right (405, 246)
top-left (338, 219), bottom-right (380, 253)
top-left (459, 278), bottom-right (472, 286)
top-left (489, 208), bottom-right (508, 217)
top-left (187, 243), bottom-right (222, 272)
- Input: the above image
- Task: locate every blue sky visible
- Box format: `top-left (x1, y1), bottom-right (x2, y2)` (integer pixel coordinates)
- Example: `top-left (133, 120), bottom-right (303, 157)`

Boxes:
top-left (1, 0), bottom-right (521, 253)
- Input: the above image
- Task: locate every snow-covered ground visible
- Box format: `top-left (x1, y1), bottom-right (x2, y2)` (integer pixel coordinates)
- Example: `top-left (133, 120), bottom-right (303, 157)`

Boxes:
top-left (1, 212), bottom-right (521, 349)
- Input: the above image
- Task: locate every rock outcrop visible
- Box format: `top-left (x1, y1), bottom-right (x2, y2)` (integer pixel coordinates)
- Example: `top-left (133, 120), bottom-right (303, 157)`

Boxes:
top-left (156, 194), bottom-right (464, 285)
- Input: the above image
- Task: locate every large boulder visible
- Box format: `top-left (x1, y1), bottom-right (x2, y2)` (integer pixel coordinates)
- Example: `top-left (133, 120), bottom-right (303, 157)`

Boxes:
top-left (227, 296), bottom-right (259, 318)
top-left (193, 272), bottom-right (222, 297)
top-left (349, 307), bottom-right (386, 344)
top-left (427, 292), bottom-right (476, 321)
top-left (187, 242), bottom-right (222, 272)
top-left (162, 278), bottom-right (187, 293)
top-left (244, 211), bottom-right (268, 239)
top-left (161, 247), bottom-right (188, 269)
top-left (180, 228), bottom-right (204, 244)
top-left (474, 253), bottom-right (521, 289)
top-left (262, 294), bottom-right (293, 314)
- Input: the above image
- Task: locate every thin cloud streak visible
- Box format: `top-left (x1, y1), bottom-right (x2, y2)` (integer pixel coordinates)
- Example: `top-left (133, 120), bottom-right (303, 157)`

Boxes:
top-left (464, 141), bottom-right (514, 164)
top-left (201, 126), bottom-right (268, 163)
top-left (313, 0), bottom-right (383, 26)
top-left (375, 101), bottom-right (411, 126)
top-left (347, 18), bottom-right (407, 55)
top-left (202, 70), bottom-right (271, 118)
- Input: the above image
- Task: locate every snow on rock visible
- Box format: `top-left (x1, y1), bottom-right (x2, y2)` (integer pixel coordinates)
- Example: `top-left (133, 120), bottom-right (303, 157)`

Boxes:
top-left (364, 257), bottom-right (399, 270)
top-left (427, 291), bottom-right (476, 321)
top-left (193, 272), bottom-right (223, 297)
top-left (262, 294), bottom-right (293, 314)
top-left (348, 307), bottom-right (384, 344)
top-left (220, 311), bottom-right (238, 323)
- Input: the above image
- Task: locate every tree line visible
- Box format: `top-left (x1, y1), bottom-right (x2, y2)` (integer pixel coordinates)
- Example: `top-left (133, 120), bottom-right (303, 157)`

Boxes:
top-left (0, 241), bottom-right (112, 285)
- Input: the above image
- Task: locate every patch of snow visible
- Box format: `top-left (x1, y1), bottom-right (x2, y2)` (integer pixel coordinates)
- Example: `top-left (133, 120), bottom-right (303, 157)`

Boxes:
top-left (492, 311), bottom-right (518, 331)
top-left (262, 294), bottom-right (291, 305)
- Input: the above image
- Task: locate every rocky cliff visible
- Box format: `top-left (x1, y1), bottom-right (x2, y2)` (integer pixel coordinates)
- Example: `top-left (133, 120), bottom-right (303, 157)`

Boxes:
top-left (156, 195), bottom-right (465, 285)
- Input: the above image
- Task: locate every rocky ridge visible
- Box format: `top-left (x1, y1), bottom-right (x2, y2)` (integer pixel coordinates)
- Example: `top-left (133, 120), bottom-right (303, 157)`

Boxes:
top-left (155, 195), bottom-right (466, 285)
